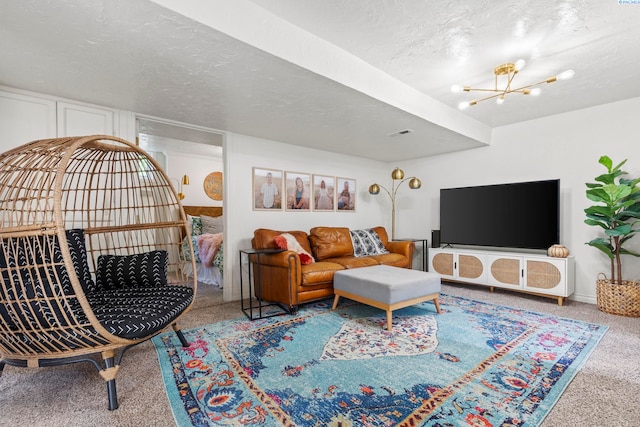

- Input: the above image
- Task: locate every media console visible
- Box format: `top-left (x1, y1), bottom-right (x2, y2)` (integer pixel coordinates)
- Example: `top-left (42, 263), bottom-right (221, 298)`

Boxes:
top-left (429, 247), bottom-right (575, 306)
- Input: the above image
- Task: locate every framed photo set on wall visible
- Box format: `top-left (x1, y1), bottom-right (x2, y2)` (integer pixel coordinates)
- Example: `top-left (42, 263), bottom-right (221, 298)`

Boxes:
top-left (253, 167), bottom-right (283, 210)
top-left (336, 177), bottom-right (356, 212)
top-left (312, 174), bottom-right (335, 211)
top-left (285, 171), bottom-right (311, 211)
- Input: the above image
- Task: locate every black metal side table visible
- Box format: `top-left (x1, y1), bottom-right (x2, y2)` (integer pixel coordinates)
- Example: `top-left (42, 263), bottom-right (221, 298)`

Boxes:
top-left (239, 248), bottom-right (288, 320)
top-left (393, 238), bottom-right (429, 272)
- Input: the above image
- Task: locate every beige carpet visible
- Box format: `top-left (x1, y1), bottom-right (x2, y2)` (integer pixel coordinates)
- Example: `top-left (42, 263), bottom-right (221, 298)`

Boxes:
top-left (1, 282), bottom-right (639, 427)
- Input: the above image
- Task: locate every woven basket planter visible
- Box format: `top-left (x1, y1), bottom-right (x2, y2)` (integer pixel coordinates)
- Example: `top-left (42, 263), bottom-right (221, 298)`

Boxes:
top-left (596, 275), bottom-right (640, 317)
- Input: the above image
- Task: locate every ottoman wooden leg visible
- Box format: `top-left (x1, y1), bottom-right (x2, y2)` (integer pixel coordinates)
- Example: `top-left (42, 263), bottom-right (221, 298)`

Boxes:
top-left (332, 295), bottom-right (340, 310)
top-left (386, 310), bottom-right (393, 331)
top-left (434, 297), bottom-right (441, 314)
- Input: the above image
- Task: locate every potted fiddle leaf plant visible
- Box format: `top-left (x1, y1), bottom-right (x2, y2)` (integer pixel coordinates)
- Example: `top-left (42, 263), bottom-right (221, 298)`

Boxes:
top-left (584, 155), bottom-right (640, 317)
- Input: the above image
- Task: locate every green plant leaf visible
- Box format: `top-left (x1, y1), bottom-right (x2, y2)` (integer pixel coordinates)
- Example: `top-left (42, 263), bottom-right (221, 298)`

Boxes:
top-left (619, 247), bottom-right (640, 257)
top-left (604, 183), bottom-right (632, 202)
top-left (586, 238), bottom-right (615, 259)
top-left (617, 209), bottom-right (640, 221)
top-left (599, 155), bottom-right (613, 171)
top-left (620, 177), bottom-right (640, 187)
top-left (610, 158), bottom-right (628, 173)
top-left (586, 188), bottom-right (610, 204)
top-left (585, 218), bottom-right (609, 229)
top-left (585, 205), bottom-right (616, 217)
top-left (594, 172), bottom-right (615, 185)
top-left (605, 223), bottom-right (632, 236)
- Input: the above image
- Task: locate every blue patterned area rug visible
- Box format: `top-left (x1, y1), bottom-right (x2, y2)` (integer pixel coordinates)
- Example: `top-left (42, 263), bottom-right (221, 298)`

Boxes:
top-left (152, 295), bottom-right (607, 427)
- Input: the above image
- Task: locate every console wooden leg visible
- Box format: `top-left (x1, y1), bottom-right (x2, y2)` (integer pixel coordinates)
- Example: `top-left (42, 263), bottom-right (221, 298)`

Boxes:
top-left (332, 295), bottom-right (340, 310)
top-left (557, 296), bottom-right (564, 307)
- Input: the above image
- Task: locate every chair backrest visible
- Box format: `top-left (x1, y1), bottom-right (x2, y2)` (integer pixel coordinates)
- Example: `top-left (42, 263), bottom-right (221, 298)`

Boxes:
top-left (0, 229), bottom-right (101, 355)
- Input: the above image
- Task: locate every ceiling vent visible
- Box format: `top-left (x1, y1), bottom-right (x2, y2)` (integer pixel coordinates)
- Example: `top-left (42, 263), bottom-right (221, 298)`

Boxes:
top-left (387, 129), bottom-right (414, 137)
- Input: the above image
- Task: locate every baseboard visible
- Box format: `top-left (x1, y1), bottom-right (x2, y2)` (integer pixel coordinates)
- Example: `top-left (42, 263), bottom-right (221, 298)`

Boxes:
top-left (568, 293), bottom-right (597, 305)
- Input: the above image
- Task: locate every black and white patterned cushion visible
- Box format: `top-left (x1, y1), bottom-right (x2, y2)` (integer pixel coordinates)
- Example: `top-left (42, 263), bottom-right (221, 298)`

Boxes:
top-left (65, 229), bottom-right (95, 293)
top-left (2, 233), bottom-right (192, 349)
top-left (350, 229), bottom-right (389, 257)
top-left (0, 233), bottom-right (88, 336)
top-left (87, 285), bottom-right (193, 339)
top-left (95, 250), bottom-right (168, 291)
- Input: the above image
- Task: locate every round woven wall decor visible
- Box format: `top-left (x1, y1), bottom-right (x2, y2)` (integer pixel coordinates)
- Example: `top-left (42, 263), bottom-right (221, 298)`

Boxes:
top-left (204, 171), bottom-right (223, 200)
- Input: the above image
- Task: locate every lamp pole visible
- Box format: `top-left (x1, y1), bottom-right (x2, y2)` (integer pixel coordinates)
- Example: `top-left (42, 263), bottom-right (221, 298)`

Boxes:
top-left (369, 168), bottom-right (421, 240)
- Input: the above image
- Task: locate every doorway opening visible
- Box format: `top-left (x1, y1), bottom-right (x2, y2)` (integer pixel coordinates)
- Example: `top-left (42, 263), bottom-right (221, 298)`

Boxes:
top-left (136, 116), bottom-right (228, 305)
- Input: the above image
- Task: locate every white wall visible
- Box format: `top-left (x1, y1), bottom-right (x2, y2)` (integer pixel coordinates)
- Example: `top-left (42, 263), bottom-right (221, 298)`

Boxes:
top-left (399, 97), bottom-right (640, 303)
top-left (140, 136), bottom-right (224, 207)
top-left (5, 85), bottom-right (638, 305)
top-left (167, 152), bottom-right (223, 207)
top-left (223, 132), bottom-right (389, 300)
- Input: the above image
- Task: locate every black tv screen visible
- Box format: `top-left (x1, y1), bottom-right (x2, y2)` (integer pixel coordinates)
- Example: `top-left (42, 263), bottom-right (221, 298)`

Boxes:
top-left (439, 179), bottom-right (559, 250)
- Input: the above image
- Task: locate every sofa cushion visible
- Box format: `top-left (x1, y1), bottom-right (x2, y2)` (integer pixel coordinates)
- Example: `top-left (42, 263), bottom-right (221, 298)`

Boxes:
top-left (300, 261), bottom-right (344, 285)
top-left (253, 228), bottom-right (313, 254)
top-left (368, 252), bottom-right (410, 268)
top-left (324, 256), bottom-right (379, 269)
top-left (309, 227), bottom-right (353, 260)
top-left (350, 228), bottom-right (389, 257)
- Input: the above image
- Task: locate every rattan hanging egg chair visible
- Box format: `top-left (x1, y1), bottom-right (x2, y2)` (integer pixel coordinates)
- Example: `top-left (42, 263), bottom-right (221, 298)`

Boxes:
top-left (0, 135), bottom-right (196, 410)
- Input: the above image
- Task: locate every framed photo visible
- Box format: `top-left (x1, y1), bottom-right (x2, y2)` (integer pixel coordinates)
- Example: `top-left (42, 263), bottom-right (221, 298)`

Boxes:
top-left (312, 175), bottom-right (335, 211)
top-left (285, 171), bottom-right (311, 211)
top-left (336, 177), bottom-right (356, 212)
top-left (253, 167), bottom-right (283, 210)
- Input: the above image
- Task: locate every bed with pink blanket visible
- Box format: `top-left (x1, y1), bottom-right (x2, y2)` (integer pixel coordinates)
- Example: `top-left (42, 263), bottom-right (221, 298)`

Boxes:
top-left (182, 206), bottom-right (224, 287)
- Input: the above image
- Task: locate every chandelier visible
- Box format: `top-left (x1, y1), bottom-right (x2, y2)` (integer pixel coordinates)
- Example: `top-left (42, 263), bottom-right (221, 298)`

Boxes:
top-left (451, 59), bottom-right (575, 109)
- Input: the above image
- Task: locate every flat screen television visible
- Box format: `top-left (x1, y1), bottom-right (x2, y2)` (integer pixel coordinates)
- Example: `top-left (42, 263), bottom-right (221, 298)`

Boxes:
top-left (439, 179), bottom-right (560, 250)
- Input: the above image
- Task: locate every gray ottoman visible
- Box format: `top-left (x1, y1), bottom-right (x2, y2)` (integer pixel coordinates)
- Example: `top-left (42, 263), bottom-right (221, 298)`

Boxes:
top-left (332, 265), bottom-right (441, 331)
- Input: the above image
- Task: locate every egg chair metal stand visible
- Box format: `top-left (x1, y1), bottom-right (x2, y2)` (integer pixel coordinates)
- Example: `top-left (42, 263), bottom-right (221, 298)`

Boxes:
top-left (0, 135), bottom-right (197, 410)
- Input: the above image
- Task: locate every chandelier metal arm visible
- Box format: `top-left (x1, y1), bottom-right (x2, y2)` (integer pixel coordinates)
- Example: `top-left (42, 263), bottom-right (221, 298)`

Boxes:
top-left (467, 77), bottom-right (560, 103)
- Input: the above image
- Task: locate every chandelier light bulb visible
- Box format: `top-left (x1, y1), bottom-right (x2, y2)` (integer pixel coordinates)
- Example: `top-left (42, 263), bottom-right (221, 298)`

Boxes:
top-left (556, 69), bottom-right (575, 81)
top-left (451, 84), bottom-right (464, 93)
top-left (530, 88), bottom-right (542, 96)
top-left (458, 101), bottom-right (471, 110)
top-left (496, 95), bottom-right (505, 105)
top-left (514, 59), bottom-right (526, 71)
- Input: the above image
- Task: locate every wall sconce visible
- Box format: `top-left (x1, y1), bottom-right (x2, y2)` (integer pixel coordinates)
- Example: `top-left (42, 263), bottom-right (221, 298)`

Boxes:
top-left (369, 167), bottom-right (421, 240)
top-left (177, 174), bottom-right (189, 200)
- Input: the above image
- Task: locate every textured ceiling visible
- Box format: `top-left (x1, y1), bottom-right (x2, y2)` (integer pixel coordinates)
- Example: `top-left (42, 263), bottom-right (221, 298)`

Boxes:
top-left (251, 0), bottom-right (640, 126)
top-left (1, 0), bottom-right (639, 161)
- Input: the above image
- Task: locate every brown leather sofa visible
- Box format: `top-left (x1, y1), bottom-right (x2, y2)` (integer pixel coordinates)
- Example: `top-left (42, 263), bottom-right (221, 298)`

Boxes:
top-left (251, 226), bottom-right (414, 312)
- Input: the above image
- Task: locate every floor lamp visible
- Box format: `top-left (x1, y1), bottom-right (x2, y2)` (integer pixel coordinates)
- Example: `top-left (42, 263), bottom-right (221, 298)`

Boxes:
top-left (368, 167), bottom-right (421, 240)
